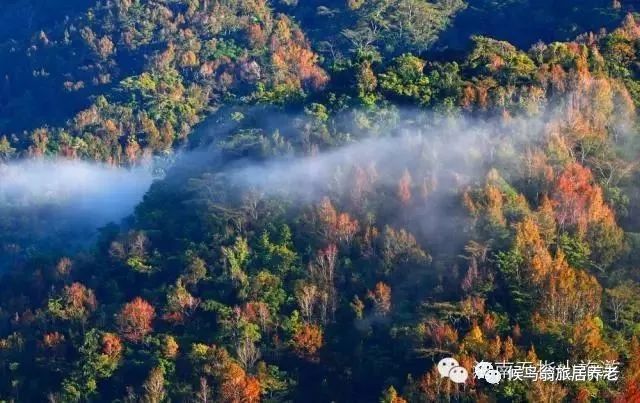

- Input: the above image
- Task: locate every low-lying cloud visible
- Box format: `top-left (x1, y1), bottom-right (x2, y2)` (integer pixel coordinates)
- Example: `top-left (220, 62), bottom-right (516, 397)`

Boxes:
top-left (0, 159), bottom-right (154, 223)
top-left (0, 159), bottom-right (155, 262)
top-left (222, 114), bottom-right (544, 201)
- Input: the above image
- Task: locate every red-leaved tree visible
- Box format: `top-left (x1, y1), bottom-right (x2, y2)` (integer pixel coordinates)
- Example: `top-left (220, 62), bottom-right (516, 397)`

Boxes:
top-left (116, 297), bottom-right (156, 342)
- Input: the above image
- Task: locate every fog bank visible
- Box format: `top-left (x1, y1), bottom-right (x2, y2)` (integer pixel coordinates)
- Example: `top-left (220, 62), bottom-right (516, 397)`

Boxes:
top-left (0, 159), bottom-right (155, 252)
top-left (0, 159), bottom-right (153, 222)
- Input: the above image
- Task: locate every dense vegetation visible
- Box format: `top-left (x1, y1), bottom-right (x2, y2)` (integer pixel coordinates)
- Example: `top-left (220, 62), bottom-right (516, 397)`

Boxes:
top-left (2, 0), bottom-right (640, 402)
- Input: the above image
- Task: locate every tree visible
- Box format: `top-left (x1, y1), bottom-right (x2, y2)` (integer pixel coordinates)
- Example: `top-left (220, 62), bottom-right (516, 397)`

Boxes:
top-left (142, 366), bottom-right (166, 403)
top-left (291, 324), bottom-right (323, 360)
top-left (55, 257), bottom-right (73, 279)
top-left (309, 244), bottom-right (339, 323)
top-left (570, 317), bottom-right (616, 361)
top-left (422, 319), bottom-right (458, 350)
top-left (101, 333), bottom-right (123, 363)
top-left (391, 0), bottom-right (465, 51)
top-left (236, 337), bottom-right (261, 371)
top-left (219, 362), bottom-right (261, 403)
top-left (615, 337), bottom-right (640, 402)
top-left (183, 256), bottom-right (208, 286)
top-left (223, 237), bottom-right (251, 294)
top-left (162, 335), bottom-right (179, 359)
top-left (254, 227), bottom-right (298, 275)
top-left (408, 367), bottom-right (452, 401)
top-left (59, 329), bottom-right (124, 400)
top-left (551, 162), bottom-right (624, 265)
top-left (526, 381), bottom-right (568, 403)
top-left (467, 36), bottom-right (536, 84)
top-left (79, 330), bottom-right (123, 378)
top-left (538, 252), bottom-right (601, 326)
top-left (116, 297), bottom-right (156, 342)
top-left (0, 136), bottom-right (15, 161)
top-left (344, 0), bottom-right (464, 54)
top-left (397, 169), bottom-right (412, 205)
top-left (380, 386), bottom-right (407, 403)
top-left (48, 282), bottom-right (97, 324)
top-left (316, 198), bottom-right (359, 244)
top-left (553, 162), bottom-right (597, 233)
top-left (367, 282), bottom-right (392, 316)
top-left (357, 61), bottom-right (378, 105)
top-left (296, 284), bottom-right (318, 322)
top-left (41, 331), bottom-right (65, 353)
top-left (379, 54), bottom-right (431, 105)
top-left (164, 281), bottom-right (200, 324)
top-left (195, 377), bottom-right (211, 403)
top-left (380, 226), bottom-right (429, 272)
top-left (513, 217), bottom-right (552, 283)
top-left (606, 282), bottom-right (640, 329)
top-left (249, 271), bottom-right (287, 313)
top-left (269, 15), bottom-right (328, 95)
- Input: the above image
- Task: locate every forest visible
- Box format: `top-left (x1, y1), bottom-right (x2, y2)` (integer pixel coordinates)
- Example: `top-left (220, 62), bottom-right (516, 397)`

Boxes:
top-left (1, 0), bottom-right (640, 402)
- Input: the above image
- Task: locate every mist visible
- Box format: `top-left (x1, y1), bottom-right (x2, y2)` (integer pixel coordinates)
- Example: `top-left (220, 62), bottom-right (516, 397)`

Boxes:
top-left (221, 113), bottom-right (546, 200)
top-left (0, 159), bottom-right (153, 217)
top-left (1, 95), bottom-right (630, 268)
top-left (177, 100), bottom-right (634, 270)
top-left (202, 92), bottom-right (632, 206)
top-left (0, 159), bottom-right (155, 265)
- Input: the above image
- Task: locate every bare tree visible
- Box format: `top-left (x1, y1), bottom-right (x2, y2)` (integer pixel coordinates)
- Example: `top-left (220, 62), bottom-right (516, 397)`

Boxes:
top-left (236, 337), bottom-right (261, 371)
top-left (297, 284), bottom-right (318, 322)
top-left (255, 302), bottom-right (271, 332)
top-left (142, 366), bottom-right (166, 403)
top-left (195, 377), bottom-right (211, 403)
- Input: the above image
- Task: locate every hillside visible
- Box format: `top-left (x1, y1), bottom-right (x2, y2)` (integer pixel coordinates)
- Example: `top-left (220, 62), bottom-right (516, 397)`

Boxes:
top-left (2, 1), bottom-right (640, 402)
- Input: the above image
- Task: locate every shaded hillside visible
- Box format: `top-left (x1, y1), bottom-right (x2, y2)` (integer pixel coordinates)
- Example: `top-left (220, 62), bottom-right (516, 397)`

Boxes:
top-left (436, 0), bottom-right (624, 50)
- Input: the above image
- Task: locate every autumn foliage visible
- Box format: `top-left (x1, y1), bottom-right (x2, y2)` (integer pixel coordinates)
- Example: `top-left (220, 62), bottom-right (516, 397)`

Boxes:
top-left (116, 297), bottom-right (156, 342)
top-left (269, 16), bottom-right (328, 92)
top-left (219, 362), bottom-right (261, 403)
top-left (50, 282), bottom-right (97, 323)
top-left (316, 197), bottom-right (359, 244)
top-left (3, 4), bottom-right (640, 403)
top-left (291, 324), bottom-right (323, 360)
top-left (101, 332), bottom-right (123, 359)
top-left (553, 163), bottom-right (612, 234)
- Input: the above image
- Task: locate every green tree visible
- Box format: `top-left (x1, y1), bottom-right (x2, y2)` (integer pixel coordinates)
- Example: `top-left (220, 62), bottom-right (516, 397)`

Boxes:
top-left (379, 54), bottom-right (431, 105)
